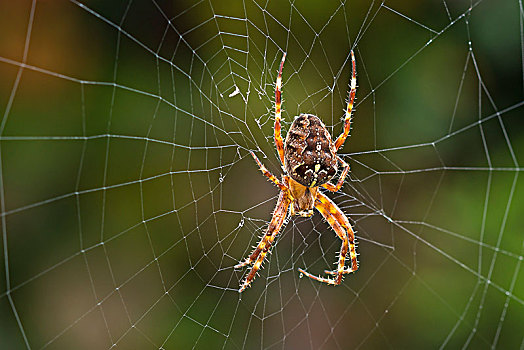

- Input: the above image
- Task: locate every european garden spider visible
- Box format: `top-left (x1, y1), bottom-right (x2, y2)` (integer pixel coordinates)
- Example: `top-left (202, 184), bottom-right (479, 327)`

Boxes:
top-left (235, 51), bottom-right (358, 292)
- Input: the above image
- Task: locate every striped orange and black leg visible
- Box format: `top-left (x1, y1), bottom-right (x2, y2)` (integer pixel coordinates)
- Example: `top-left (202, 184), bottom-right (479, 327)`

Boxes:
top-left (322, 156), bottom-right (350, 192)
top-left (274, 52), bottom-right (286, 165)
top-left (298, 192), bottom-right (358, 285)
top-left (237, 191), bottom-right (291, 292)
top-left (335, 50), bottom-right (357, 150)
top-left (319, 192), bottom-right (358, 276)
top-left (250, 151), bottom-right (288, 192)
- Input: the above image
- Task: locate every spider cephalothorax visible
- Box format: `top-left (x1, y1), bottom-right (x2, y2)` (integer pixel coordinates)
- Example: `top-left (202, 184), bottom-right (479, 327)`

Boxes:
top-left (235, 51), bottom-right (358, 292)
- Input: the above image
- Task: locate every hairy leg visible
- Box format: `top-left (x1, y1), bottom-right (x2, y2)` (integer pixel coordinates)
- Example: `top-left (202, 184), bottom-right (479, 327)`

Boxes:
top-left (335, 50), bottom-right (357, 150)
top-left (298, 192), bottom-right (358, 285)
top-left (274, 53), bottom-right (286, 165)
top-left (322, 156), bottom-right (349, 192)
top-left (250, 151), bottom-right (288, 192)
top-left (236, 190), bottom-right (291, 292)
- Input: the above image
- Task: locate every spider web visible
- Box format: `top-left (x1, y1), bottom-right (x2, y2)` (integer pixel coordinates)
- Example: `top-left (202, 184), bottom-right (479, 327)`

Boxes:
top-left (1, 0), bottom-right (523, 349)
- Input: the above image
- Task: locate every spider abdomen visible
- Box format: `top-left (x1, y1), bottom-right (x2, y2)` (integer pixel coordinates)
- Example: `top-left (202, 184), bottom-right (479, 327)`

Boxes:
top-left (284, 114), bottom-right (337, 187)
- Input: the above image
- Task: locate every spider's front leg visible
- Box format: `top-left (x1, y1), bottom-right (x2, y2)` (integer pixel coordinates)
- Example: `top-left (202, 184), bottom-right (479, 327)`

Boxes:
top-left (298, 192), bottom-right (358, 285)
top-left (235, 190), bottom-right (291, 292)
top-left (335, 50), bottom-right (357, 150)
top-left (274, 52), bottom-right (287, 165)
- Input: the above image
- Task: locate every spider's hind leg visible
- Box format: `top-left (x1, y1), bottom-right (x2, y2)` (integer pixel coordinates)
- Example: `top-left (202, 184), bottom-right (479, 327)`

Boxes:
top-left (298, 192), bottom-right (358, 285)
top-left (324, 256), bottom-right (357, 275)
top-left (236, 191), bottom-right (291, 292)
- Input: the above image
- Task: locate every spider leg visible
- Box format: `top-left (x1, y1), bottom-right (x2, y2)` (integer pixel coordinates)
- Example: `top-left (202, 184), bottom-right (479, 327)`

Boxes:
top-left (318, 192), bottom-right (358, 275)
top-left (236, 190), bottom-right (291, 292)
top-left (298, 192), bottom-right (358, 285)
top-left (250, 151), bottom-right (288, 192)
top-left (335, 50), bottom-right (357, 150)
top-left (274, 52), bottom-right (286, 165)
top-left (322, 156), bottom-right (349, 192)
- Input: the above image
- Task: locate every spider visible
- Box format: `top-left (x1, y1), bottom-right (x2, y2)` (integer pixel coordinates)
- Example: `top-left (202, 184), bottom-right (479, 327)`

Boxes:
top-left (235, 51), bottom-right (358, 293)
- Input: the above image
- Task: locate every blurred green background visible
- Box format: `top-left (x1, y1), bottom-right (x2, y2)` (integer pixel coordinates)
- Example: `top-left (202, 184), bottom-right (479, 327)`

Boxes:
top-left (0, 0), bottom-right (523, 349)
